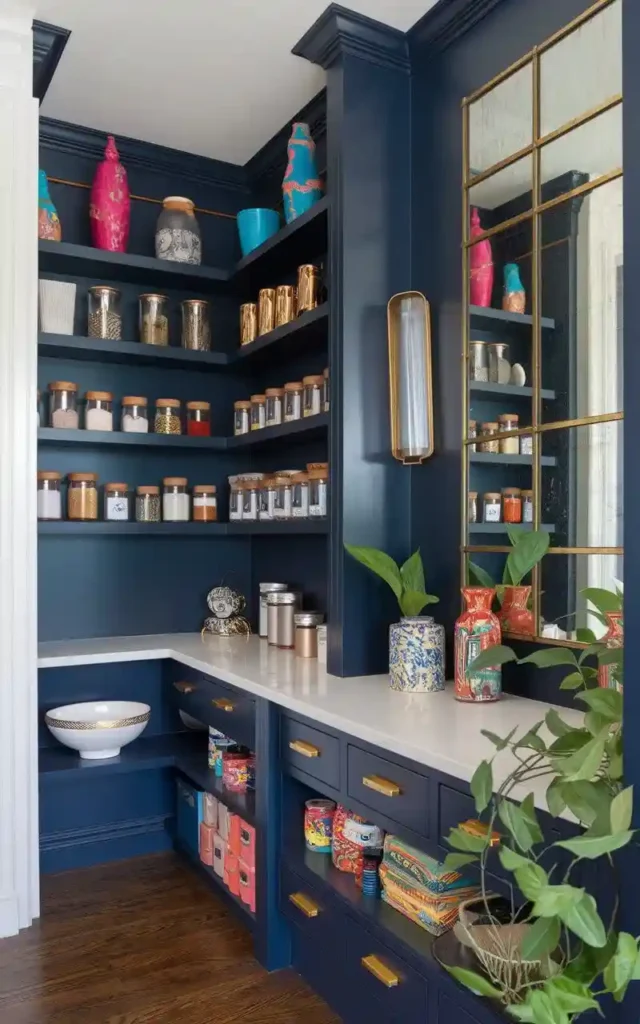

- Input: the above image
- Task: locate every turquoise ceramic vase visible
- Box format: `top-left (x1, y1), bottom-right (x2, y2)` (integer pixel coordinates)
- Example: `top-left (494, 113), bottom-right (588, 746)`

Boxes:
top-left (502, 263), bottom-right (526, 314)
top-left (282, 122), bottom-right (323, 224)
top-left (38, 169), bottom-right (61, 241)
top-left (389, 616), bottom-right (445, 693)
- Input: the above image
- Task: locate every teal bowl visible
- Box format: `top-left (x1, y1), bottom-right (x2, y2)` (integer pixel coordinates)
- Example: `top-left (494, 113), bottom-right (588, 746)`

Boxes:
top-left (237, 208), bottom-right (280, 257)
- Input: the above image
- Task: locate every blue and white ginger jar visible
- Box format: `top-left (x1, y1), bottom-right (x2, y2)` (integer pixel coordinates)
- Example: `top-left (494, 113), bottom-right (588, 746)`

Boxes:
top-left (389, 616), bottom-right (445, 693)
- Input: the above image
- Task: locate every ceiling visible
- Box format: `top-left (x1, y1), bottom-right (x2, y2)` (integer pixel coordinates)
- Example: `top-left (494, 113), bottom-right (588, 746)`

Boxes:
top-left (23, 0), bottom-right (435, 165)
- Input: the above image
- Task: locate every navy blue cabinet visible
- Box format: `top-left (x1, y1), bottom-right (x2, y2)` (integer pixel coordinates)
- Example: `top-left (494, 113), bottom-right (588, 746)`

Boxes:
top-left (347, 744), bottom-right (431, 839)
top-left (281, 716), bottom-right (341, 790)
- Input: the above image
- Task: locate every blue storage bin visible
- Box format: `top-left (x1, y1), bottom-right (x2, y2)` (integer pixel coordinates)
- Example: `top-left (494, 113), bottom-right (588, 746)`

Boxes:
top-left (176, 777), bottom-right (203, 857)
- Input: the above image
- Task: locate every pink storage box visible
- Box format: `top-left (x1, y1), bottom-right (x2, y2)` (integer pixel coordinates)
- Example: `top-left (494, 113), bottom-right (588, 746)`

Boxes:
top-left (213, 833), bottom-right (226, 878)
top-left (224, 850), bottom-right (240, 896)
top-left (238, 858), bottom-right (256, 913)
top-left (199, 823), bottom-right (215, 867)
top-left (217, 802), bottom-right (230, 841)
top-left (239, 819), bottom-right (256, 870)
top-left (228, 813), bottom-right (241, 858)
top-left (203, 792), bottom-right (218, 828)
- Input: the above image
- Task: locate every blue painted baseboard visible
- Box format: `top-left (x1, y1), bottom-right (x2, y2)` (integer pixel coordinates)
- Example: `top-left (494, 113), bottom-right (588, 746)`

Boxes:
top-left (40, 813), bottom-right (173, 873)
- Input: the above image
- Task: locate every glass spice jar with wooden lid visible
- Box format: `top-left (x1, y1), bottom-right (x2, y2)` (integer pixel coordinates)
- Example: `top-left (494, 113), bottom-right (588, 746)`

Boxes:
top-left (265, 388), bottom-right (284, 427)
top-left (181, 299), bottom-right (210, 351)
top-left (104, 482), bottom-right (129, 521)
top-left (478, 422), bottom-right (499, 454)
top-left (229, 479), bottom-right (243, 521)
top-left (88, 286), bottom-right (121, 340)
top-left (498, 413), bottom-right (519, 454)
top-left (85, 390), bottom-right (114, 431)
top-left (308, 467), bottom-right (328, 518)
top-left (136, 485), bottom-right (160, 522)
top-left (242, 479), bottom-right (260, 521)
top-left (67, 472), bottom-right (99, 521)
top-left (193, 485), bottom-right (217, 522)
top-left (291, 472), bottom-right (310, 518)
top-left (259, 478), bottom-right (278, 521)
top-left (284, 382), bottom-right (303, 422)
top-left (502, 487), bottom-right (522, 523)
top-left (483, 492), bottom-right (502, 523)
top-left (49, 380), bottom-right (78, 429)
top-left (37, 470), bottom-right (62, 520)
top-left (234, 400), bottom-right (251, 436)
top-left (139, 293), bottom-right (169, 346)
top-left (303, 375), bottom-right (324, 417)
top-left (122, 396), bottom-right (148, 433)
top-left (251, 394), bottom-right (266, 431)
top-left (468, 491), bottom-right (478, 524)
top-left (186, 400), bottom-right (210, 437)
top-left (155, 398), bottom-right (182, 435)
top-left (273, 475), bottom-right (293, 519)
top-left (162, 477), bottom-right (189, 521)
top-left (522, 489), bottom-right (534, 523)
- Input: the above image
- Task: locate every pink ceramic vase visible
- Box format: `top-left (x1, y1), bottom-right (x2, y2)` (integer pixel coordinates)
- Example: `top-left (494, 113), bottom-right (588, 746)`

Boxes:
top-left (469, 208), bottom-right (493, 307)
top-left (90, 136), bottom-right (130, 252)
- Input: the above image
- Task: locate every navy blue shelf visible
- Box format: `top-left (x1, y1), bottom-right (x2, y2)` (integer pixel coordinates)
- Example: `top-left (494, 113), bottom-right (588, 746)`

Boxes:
top-left (228, 519), bottom-right (328, 535)
top-left (175, 839), bottom-right (255, 927)
top-left (38, 427), bottom-right (229, 450)
top-left (38, 333), bottom-right (231, 369)
top-left (39, 732), bottom-right (206, 780)
top-left (470, 306), bottom-right (555, 331)
top-left (236, 303), bottom-right (328, 366)
top-left (469, 381), bottom-right (556, 400)
top-left (233, 197), bottom-right (328, 284)
top-left (469, 522), bottom-right (555, 534)
top-left (228, 413), bottom-right (329, 449)
top-left (39, 240), bottom-right (230, 289)
top-left (470, 452), bottom-right (557, 467)
top-left (175, 753), bottom-right (256, 826)
top-left (38, 520), bottom-right (328, 536)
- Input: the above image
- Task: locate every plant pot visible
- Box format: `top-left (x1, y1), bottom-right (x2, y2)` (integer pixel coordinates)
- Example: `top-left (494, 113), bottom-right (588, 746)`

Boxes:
top-left (282, 122), bottom-right (323, 224)
top-left (389, 616), bottom-right (445, 692)
top-left (38, 279), bottom-right (76, 335)
top-left (237, 208), bottom-right (280, 257)
top-left (454, 587), bottom-right (502, 701)
top-left (598, 610), bottom-right (623, 691)
top-left (498, 585), bottom-right (534, 637)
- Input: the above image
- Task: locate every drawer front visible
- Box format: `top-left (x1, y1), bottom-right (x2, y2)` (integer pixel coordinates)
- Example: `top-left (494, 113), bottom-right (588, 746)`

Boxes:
top-left (342, 914), bottom-right (428, 1022)
top-left (281, 864), bottom-right (339, 947)
top-left (290, 919), bottom-right (349, 1021)
top-left (281, 716), bottom-right (340, 790)
top-left (169, 676), bottom-right (255, 749)
top-left (347, 744), bottom-right (430, 837)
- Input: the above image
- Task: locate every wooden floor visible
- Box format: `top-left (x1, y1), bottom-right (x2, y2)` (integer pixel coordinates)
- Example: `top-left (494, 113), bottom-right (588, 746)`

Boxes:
top-left (0, 853), bottom-right (340, 1024)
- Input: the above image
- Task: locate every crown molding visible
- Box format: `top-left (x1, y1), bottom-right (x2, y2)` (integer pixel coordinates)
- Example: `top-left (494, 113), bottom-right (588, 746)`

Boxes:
top-left (245, 88), bottom-right (327, 191)
top-left (39, 117), bottom-right (250, 194)
top-left (408, 0), bottom-right (507, 53)
top-left (293, 4), bottom-right (409, 73)
top-left (32, 20), bottom-right (70, 103)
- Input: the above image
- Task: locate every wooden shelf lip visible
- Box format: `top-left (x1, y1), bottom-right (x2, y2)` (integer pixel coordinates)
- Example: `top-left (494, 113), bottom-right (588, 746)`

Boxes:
top-left (38, 520), bottom-right (328, 536)
top-left (233, 196), bottom-right (328, 281)
top-left (39, 332), bottom-right (231, 369)
top-left (228, 413), bottom-right (329, 448)
top-left (39, 239), bottom-right (230, 288)
top-left (470, 452), bottom-right (557, 467)
top-left (38, 427), bottom-right (229, 449)
top-left (469, 381), bottom-right (556, 400)
top-left (469, 523), bottom-right (555, 534)
top-left (470, 305), bottom-right (555, 330)
top-left (39, 732), bottom-right (207, 780)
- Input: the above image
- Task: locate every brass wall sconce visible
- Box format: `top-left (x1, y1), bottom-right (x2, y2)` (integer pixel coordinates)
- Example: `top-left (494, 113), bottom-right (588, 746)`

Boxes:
top-left (387, 291), bottom-right (434, 464)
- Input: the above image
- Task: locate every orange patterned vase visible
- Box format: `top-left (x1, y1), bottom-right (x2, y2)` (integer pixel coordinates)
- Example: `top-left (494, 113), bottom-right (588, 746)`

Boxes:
top-left (498, 585), bottom-right (534, 637)
top-left (597, 611), bottom-right (623, 692)
top-left (454, 587), bottom-right (502, 702)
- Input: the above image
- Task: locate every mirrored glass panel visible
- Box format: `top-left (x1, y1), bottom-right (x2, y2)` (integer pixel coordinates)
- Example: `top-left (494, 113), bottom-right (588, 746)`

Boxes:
top-left (540, 105), bottom-right (622, 198)
top-left (540, 178), bottom-right (623, 422)
top-left (540, 552), bottom-right (622, 642)
top-left (469, 154), bottom-right (533, 216)
top-left (469, 64), bottom-right (533, 176)
top-left (540, 0), bottom-right (621, 138)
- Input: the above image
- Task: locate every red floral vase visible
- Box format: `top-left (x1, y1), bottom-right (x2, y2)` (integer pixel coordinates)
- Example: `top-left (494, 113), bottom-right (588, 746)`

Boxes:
top-left (90, 135), bottom-right (130, 252)
top-left (454, 587), bottom-right (502, 702)
top-left (498, 585), bottom-right (534, 637)
top-left (597, 611), bottom-right (623, 692)
top-left (469, 208), bottom-right (493, 307)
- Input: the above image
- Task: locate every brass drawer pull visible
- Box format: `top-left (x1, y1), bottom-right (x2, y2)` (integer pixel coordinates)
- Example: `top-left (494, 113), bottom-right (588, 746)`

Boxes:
top-left (362, 774), bottom-right (401, 797)
top-left (173, 681), bottom-right (196, 694)
top-left (362, 954), bottom-right (400, 988)
top-left (288, 892), bottom-right (321, 918)
top-left (289, 739), bottom-right (321, 758)
top-left (212, 697), bottom-right (234, 712)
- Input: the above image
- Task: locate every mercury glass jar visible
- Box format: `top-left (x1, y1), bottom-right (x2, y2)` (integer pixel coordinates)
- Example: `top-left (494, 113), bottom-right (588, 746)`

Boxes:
top-left (121, 396), bottom-right (149, 433)
top-left (303, 375), bottom-right (323, 417)
top-left (37, 471), bottom-right (62, 521)
top-left (49, 380), bottom-right (78, 429)
top-left (136, 485), bottom-right (161, 522)
top-left (155, 196), bottom-right (201, 264)
top-left (291, 473), bottom-right (309, 518)
top-left (104, 483), bottom-right (129, 521)
top-left (229, 480), bottom-right (243, 521)
top-left (308, 468), bottom-right (328, 518)
top-left (181, 299), bottom-right (211, 351)
top-left (162, 477), bottom-right (190, 521)
top-left (284, 382), bottom-right (303, 422)
top-left (234, 400), bottom-right (251, 436)
top-left (155, 398), bottom-right (182, 435)
top-left (273, 475), bottom-right (293, 519)
top-left (250, 394), bottom-right (266, 431)
top-left (139, 293), bottom-right (169, 346)
top-left (265, 388), bottom-right (284, 427)
top-left (67, 472), bottom-right (98, 521)
top-left (259, 478), bottom-right (277, 521)
top-left (88, 286), bottom-right (122, 340)
top-left (240, 303), bottom-right (258, 346)
top-left (85, 391), bottom-right (113, 431)
top-left (242, 480), bottom-right (259, 521)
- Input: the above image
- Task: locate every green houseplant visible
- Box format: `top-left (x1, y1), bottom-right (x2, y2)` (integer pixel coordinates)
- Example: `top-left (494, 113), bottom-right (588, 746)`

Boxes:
top-left (469, 527), bottom-right (550, 635)
top-left (345, 545), bottom-right (443, 692)
top-left (442, 586), bottom-right (636, 1021)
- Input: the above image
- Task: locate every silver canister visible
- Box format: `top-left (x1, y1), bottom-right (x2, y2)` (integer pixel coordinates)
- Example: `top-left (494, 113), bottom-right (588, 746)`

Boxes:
top-left (469, 340), bottom-right (488, 382)
top-left (266, 590), bottom-right (301, 649)
top-left (488, 342), bottom-right (511, 383)
top-left (259, 582), bottom-right (288, 638)
top-left (294, 611), bottom-right (325, 658)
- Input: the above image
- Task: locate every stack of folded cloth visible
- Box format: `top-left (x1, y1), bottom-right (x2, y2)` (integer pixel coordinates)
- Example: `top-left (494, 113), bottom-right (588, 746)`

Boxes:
top-left (379, 834), bottom-right (479, 936)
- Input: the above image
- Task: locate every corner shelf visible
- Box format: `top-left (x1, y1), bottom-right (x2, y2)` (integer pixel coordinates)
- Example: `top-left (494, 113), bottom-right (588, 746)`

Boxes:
top-left (469, 523), bottom-right (555, 534)
top-left (470, 452), bottom-right (557, 467)
top-left (235, 303), bottom-right (328, 366)
top-left (38, 521), bottom-right (328, 536)
top-left (39, 240), bottom-right (230, 289)
top-left (38, 427), bottom-right (229, 450)
top-left (175, 754), bottom-right (256, 826)
top-left (228, 413), bottom-right (329, 449)
top-left (469, 381), bottom-right (556, 401)
top-left (470, 306), bottom-right (555, 331)
top-left (38, 332), bottom-right (231, 370)
top-left (233, 197), bottom-right (329, 285)
top-left (39, 732), bottom-right (206, 780)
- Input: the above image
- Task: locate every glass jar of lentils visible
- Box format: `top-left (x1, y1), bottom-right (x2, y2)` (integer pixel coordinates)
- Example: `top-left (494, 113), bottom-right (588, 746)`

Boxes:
top-left (139, 293), bottom-right (169, 346)
top-left (181, 299), bottom-right (211, 351)
top-left (67, 472), bottom-right (98, 521)
top-left (88, 286), bottom-right (122, 340)
top-left (136, 485), bottom-right (161, 522)
top-left (155, 398), bottom-right (182, 435)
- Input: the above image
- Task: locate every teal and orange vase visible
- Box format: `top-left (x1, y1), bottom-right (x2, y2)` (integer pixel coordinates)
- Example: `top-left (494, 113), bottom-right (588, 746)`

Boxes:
top-left (38, 169), bottom-right (61, 241)
top-left (502, 263), bottom-right (525, 314)
top-left (282, 122), bottom-right (323, 224)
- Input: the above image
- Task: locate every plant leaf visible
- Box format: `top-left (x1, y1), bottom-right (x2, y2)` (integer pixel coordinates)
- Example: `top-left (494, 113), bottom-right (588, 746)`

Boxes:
top-left (557, 731), bottom-right (608, 782)
top-left (528, 988), bottom-right (570, 1024)
top-left (544, 976), bottom-right (599, 1014)
top-left (499, 846), bottom-right (532, 872)
top-left (444, 965), bottom-right (503, 999)
top-left (447, 826), bottom-right (488, 853)
top-left (610, 786), bottom-right (633, 833)
top-left (344, 544), bottom-right (402, 601)
top-left (498, 799), bottom-right (538, 852)
top-left (505, 529), bottom-right (550, 587)
top-left (565, 930), bottom-right (617, 983)
top-left (575, 688), bottom-right (622, 722)
top-left (578, 642), bottom-right (607, 665)
top-left (521, 793), bottom-right (544, 844)
top-left (470, 760), bottom-right (493, 816)
top-left (468, 561), bottom-right (495, 589)
top-left (585, 710), bottom-right (610, 737)
top-left (521, 915), bottom-right (561, 962)
top-left (481, 725), bottom-right (518, 751)
top-left (576, 627), bottom-right (598, 644)
top-left (546, 778), bottom-right (566, 818)
top-left (514, 862), bottom-right (548, 901)
top-left (563, 891), bottom-right (607, 947)
top-left (441, 852), bottom-right (478, 872)
top-left (507, 1005), bottom-right (536, 1022)
top-left (559, 671), bottom-right (586, 691)
top-left (560, 780), bottom-right (612, 829)
top-left (545, 709), bottom-right (572, 738)
top-left (582, 587), bottom-right (622, 615)
top-left (399, 589), bottom-right (432, 617)
top-left (555, 831), bottom-right (634, 859)
top-left (466, 644), bottom-right (517, 675)
top-left (598, 647), bottom-right (623, 667)
top-left (532, 884), bottom-right (583, 919)
top-left (604, 931), bottom-right (638, 1001)
top-left (517, 728), bottom-right (546, 752)
top-left (519, 648), bottom-right (578, 669)
top-left (399, 549), bottom-right (425, 594)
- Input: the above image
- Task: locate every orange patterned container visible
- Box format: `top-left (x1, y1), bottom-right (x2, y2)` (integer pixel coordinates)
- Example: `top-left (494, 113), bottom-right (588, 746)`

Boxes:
top-left (331, 805), bottom-right (384, 875)
top-left (454, 587), bottom-right (502, 702)
top-left (597, 612), bottom-right (623, 691)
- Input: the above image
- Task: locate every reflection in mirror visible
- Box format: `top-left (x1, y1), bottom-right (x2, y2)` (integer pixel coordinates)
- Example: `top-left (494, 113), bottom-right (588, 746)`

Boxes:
top-left (540, 553), bottom-right (622, 642)
top-left (541, 178), bottom-right (623, 421)
top-left (540, 104), bottom-right (622, 195)
top-left (540, 0), bottom-right (621, 138)
top-left (469, 63), bottom-right (533, 176)
top-left (468, 154), bottom-right (533, 215)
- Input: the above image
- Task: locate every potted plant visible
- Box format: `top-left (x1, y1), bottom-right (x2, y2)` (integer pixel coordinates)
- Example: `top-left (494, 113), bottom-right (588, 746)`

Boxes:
top-left (442, 587), bottom-right (637, 1021)
top-left (344, 544), bottom-right (442, 692)
top-left (468, 526), bottom-right (551, 636)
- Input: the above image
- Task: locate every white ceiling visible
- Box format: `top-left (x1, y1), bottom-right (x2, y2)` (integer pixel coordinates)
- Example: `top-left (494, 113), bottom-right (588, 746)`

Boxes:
top-left (25, 0), bottom-right (435, 165)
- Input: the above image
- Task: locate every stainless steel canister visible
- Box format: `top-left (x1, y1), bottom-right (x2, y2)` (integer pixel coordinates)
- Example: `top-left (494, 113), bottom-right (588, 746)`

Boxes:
top-left (469, 340), bottom-right (488, 382)
top-left (294, 611), bottom-right (325, 658)
top-left (266, 591), bottom-right (301, 649)
top-left (259, 582), bottom-right (288, 638)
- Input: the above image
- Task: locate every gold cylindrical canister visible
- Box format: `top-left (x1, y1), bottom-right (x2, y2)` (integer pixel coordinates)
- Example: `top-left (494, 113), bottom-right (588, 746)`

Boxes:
top-left (258, 288), bottom-right (276, 336)
top-left (296, 265), bottom-right (319, 314)
top-left (240, 302), bottom-right (258, 345)
top-left (275, 285), bottom-right (296, 328)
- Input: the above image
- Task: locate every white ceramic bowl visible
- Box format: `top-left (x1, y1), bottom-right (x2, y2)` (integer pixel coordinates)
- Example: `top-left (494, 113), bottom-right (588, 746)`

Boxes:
top-left (45, 701), bottom-right (151, 759)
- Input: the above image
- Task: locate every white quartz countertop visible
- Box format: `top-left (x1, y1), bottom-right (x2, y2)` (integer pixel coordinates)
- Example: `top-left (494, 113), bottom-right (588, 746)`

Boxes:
top-left (38, 633), bottom-right (582, 815)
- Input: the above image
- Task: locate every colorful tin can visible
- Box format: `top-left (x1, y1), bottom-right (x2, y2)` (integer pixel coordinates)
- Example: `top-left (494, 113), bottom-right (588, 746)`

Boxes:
top-left (208, 727), bottom-right (234, 776)
top-left (304, 799), bottom-right (336, 854)
top-left (223, 749), bottom-right (251, 792)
